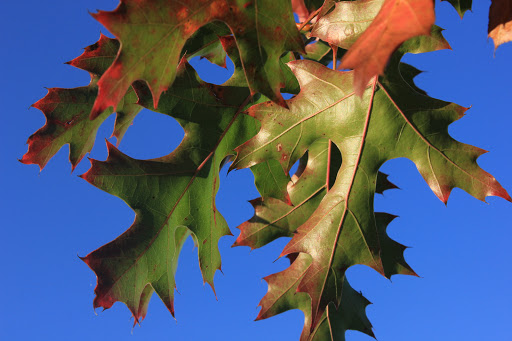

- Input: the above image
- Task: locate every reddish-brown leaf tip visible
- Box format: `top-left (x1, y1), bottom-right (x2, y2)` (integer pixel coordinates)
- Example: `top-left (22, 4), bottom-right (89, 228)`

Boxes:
top-left (22, 88), bottom-right (86, 171)
top-left (66, 32), bottom-right (118, 73)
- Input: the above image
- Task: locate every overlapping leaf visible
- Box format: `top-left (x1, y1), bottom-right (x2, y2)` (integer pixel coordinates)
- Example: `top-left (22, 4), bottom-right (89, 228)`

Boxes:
top-left (90, 0), bottom-right (304, 118)
top-left (234, 139), bottom-right (336, 249)
top-left (339, 0), bottom-right (435, 95)
top-left (236, 139), bottom-right (397, 251)
top-left (22, 21), bottom-right (238, 171)
top-left (304, 39), bottom-right (333, 65)
top-left (21, 34), bottom-right (142, 170)
top-left (293, 0), bottom-right (311, 23)
top-left (22, 0), bottom-right (512, 338)
top-left (182, 22), bottom-right (231, 67)
top-left (238, 139), bottom-right (399, 339)
top-left (234, 40), bottom-right (509, 333)
top-left (80, 60), bottom-right (258, 321)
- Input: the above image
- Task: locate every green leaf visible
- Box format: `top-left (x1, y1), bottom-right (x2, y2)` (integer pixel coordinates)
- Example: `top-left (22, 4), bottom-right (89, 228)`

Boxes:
top-left (304, 39), bottom-right (334, 66)
top-left (311, 278), bottom-right (374, 341)
top-left (80, 60), bottom-right (258, 321)
top-left (250, 159), bottom-right (292, 204)
top-left (234, 55), bottom-right (509, 330)
top-left (21, 85), bottom-right (113, 170)
top-left (90, 0), bottom-right (304, 118)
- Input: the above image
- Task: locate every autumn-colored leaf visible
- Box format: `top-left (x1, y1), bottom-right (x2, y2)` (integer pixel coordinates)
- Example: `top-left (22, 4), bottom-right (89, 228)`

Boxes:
top-left (90, 0), bottom-right (304, 118)
top-left (22, 1), bottom-right (512, 337)
top-left (66, 33), bottom-right (120, 75)
top-left (339, 0), bottom-right (435, 95)
top-left (488, 0), bottom-right (512, 49)
top-left (234, 53), bottom-right (509, 329)
top-left (21, 86), bottom-right (112, 170)
top-left (21, 34), bottom-right (142, 170)
top-left (80, 60), bottom-right (258, 321)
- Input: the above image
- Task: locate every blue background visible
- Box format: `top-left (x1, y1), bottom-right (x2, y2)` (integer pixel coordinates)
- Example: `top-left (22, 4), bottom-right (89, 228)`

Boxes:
top-left (1, 1), bottom-right (511, 340)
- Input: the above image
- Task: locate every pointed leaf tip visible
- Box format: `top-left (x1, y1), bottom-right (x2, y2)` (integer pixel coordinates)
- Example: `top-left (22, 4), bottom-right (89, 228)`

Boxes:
top-left (441, 0), bottom-right (473, 19)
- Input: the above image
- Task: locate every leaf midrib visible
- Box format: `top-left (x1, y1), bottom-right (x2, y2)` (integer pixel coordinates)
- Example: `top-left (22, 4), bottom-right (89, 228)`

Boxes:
top-left (312, 79), bottom-right (378, 328)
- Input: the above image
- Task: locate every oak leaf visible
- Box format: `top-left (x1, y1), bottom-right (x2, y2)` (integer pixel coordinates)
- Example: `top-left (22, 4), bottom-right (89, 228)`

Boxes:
top-left (234, 53), bottom-right (510, 330)
top-left (80, 60), bottom-right (258, 321)
top-left (90, 0), bottom-right (304, 118)
top-left (21, 1), bottom-right (512, 337)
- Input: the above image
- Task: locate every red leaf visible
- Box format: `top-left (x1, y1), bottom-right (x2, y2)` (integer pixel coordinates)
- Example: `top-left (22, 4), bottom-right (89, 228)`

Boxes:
top-left (340, 0), bottom-right (435, 95)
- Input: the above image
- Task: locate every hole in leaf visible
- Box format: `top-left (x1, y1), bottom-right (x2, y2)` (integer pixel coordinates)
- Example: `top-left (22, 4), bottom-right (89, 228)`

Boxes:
top-left (289, 159), bottom-right (300, 176)
top-left (282, 93), bottom-right (295, 100)
top-left (117, 108), bottom-right (185, 160)
top-left (328, 141), bottom-right (342, 188)
top-left (189, 54), bottom-right (235, 85)
top-left (74, 114), bottom-right (117, 174)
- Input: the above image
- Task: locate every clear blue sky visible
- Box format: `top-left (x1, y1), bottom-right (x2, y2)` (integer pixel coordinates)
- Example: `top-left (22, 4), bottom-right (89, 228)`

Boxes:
top-left (1, 1), bottom-right (511, 340)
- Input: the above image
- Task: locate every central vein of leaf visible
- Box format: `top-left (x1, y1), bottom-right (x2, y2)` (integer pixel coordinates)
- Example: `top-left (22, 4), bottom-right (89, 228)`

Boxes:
top-left (314, 78), bottom-right (378, 327)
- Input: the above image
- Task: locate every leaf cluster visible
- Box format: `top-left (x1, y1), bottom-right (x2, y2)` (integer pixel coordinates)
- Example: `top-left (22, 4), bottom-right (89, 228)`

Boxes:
top-left (22, 0), bottom-right (511, 339)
